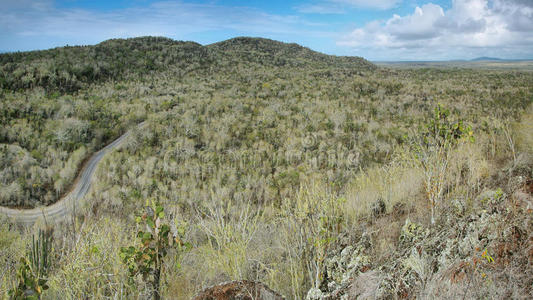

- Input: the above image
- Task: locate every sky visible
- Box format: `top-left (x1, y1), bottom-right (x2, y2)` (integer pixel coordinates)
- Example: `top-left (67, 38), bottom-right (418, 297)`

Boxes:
top-left (1, 0), bottom-right (532, 61)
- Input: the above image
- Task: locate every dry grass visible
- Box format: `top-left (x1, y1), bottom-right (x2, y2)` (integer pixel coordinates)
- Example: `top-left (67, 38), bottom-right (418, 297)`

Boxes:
top-left (516, 105), bottom-right (533, 155)
top-left (344, 146), bottom-right (423, 221)
top-left (0, 220), bottom-right (27, 297)
top-left (43, 217), bottom-right (133, 299)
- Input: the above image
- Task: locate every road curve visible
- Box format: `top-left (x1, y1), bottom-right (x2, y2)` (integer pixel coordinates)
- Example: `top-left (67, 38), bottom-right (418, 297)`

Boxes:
top-left (0, 122), bottom-right (146, 226)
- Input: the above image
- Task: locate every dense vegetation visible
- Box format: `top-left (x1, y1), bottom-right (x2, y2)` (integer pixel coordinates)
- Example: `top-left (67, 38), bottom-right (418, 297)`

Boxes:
top-left (0, 37), bottom-right (212, 94)
top-left (1, 37), bottom-right (533, 299)
top-left (0, 36), bottom-right (374, 208)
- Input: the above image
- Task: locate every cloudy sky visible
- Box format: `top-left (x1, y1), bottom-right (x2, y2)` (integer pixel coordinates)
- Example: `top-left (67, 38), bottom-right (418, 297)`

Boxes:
top-left (1, 0), bottom-right (532, 60)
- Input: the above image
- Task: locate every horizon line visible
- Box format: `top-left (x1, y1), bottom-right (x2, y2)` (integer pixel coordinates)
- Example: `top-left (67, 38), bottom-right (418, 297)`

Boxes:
top-left (1, 35), bottom-right (533, 63)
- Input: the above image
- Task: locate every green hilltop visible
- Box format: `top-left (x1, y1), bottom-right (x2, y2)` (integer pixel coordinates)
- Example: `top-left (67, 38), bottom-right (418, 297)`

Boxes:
top-left (0, 36), bottom-right (374, 94)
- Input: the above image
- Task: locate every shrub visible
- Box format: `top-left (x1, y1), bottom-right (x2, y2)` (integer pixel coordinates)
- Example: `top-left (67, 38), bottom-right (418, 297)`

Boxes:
top-left (119, 200), bottom-right (190, 300)
top-left (413, 104), bottom-right (473, 224)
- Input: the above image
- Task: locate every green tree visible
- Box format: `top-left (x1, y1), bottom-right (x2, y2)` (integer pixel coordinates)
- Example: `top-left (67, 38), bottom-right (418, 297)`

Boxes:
top-left (414, 104), bottom-right (473, 224)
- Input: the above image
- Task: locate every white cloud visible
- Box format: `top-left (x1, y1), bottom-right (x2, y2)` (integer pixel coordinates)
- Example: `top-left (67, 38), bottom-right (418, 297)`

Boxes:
top-left (492, 0), bottom-right (533, 32)
top-left (387, 4), bottom-right (445, 40)
top-left (338, 0), bottom-right (533, 60)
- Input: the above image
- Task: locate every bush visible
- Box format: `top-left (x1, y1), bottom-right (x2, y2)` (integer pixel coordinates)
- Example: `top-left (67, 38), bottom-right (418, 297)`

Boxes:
top-left (120, 200), bottom-right (190, 300)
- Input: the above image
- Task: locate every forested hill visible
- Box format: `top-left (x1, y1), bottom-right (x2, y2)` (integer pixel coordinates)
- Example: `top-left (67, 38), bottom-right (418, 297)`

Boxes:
top-left (0, 36), bottom-right (375, 94)
top-left (207, 37), bottom-right (375, 70)
top-left (0, 37), bottom-right (210, 94)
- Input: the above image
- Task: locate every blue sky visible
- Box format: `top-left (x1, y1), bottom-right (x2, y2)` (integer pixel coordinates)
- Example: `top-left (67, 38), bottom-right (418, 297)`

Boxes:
top-left (1, 0), bottom-right (532, 60)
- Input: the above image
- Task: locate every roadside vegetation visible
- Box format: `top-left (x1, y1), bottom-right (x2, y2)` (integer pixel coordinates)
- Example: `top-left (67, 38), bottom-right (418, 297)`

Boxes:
top-left (1, 37), bottom-right (532, 299)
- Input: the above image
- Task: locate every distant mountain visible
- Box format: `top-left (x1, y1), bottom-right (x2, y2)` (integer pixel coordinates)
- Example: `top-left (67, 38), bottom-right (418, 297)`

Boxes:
top-left (471, 57), bottom-right (503, 61)
top-left (0, 36), bottom-right (374, 94)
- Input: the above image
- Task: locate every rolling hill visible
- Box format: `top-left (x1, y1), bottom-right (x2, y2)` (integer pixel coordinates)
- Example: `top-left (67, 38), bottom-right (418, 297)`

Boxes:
top-left (0, 36), bottom-right (374, 94)
top-left (207, 36), bottom-right (375, 70)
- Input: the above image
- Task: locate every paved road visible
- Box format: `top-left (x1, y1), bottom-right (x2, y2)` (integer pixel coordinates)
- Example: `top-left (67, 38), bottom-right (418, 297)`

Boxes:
top-left (0, 122), bottom-right (146, 226)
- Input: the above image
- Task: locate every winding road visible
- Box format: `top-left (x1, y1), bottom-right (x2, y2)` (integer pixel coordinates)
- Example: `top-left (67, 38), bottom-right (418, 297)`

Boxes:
top-left (0, 122), bottom-right (146, 226)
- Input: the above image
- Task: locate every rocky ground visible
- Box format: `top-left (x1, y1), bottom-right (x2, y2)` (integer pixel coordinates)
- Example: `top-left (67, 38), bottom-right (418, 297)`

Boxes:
top-left (192, 280), bottom-right (285, 300)
top-left (192, 152), bottom-right (533, 300)
top-left (305, 155), bottom-right (533, 299)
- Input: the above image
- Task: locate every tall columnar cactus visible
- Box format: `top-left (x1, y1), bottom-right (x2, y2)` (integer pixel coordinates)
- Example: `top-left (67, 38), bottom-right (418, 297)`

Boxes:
top-left (9, 228), bottom-right (53, 300)
top-left (30, 229), bottom-right (52, 279)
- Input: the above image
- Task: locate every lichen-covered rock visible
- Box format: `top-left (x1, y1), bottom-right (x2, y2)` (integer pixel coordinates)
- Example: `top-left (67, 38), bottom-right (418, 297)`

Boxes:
top-left (399, 218), bottom-right (427, 248)
top-left (305, 287), bottom-right (325, 300)
top-left (450, 198), bottom-right (466, 216)
top-left (347, 270), bottom-right (379, 299)
top-left (325, 245), bottom-right (353, 284)
top-left (475, 189), bottom-right (505, 208)
top-left (402, 248), bottom-right (431, 284)
top-left (508, 175), bottom-right (527, 192)
top-left (308, 233), bottom-right (373, 299)
top-left (304, 177), bottom-right (533, 300)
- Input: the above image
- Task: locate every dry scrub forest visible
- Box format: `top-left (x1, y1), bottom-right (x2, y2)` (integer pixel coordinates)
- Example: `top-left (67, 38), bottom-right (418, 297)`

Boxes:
top-left (1, 37), bottom-right (533, 299)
